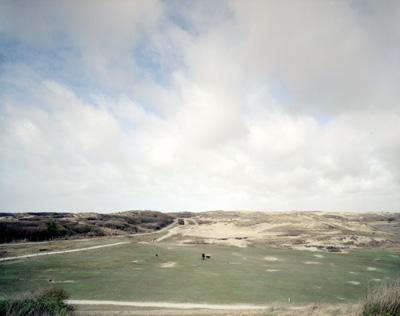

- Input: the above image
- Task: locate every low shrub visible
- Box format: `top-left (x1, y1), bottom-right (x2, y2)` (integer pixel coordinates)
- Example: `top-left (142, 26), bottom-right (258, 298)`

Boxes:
top-left (360, 278), bottom-right (400, 316)
top-left (0, 287), bottom-right (73, 316)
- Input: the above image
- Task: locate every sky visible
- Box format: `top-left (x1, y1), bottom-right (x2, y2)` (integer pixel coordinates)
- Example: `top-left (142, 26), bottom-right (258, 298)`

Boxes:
top-left (0, 0), bottom-right (399, 212)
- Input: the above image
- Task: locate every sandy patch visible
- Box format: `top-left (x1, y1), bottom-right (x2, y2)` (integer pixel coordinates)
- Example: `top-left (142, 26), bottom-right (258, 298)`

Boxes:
top-left (372, 278), bottom-right (381, 282)
top-left (180, 239), bottom-right (195, 244)
top-left (174, 221), bottom-right (283, 247)
top-left (303, 261), bottom-right (321, 265)
top-left (348, 281), bottom-right (360, 285)
top-left (266, 269), bottom-right (279, 272)
top-left (185, 238), bottom-right (249, 248)
top-left (174, 243), bottom-right (191, 247)
top-left (229, 262), bottom-right (242, 265)
top-left (131, 260), bottom-right (140, 263)
top-left (160, 261), bottom-right (177, 268)
top-left (212, 238), bottom-right (249, 248)
top-left (263, 256), bottom-right (279, 262)
top-left (314, 254), bottom-right (324, 258)
top-left (367, 266), bottom-right (377, 271)
top-left (291, 245), bottom-right (321, 252)
top-left (52, 280), bottom-right (76, 283)
top-left (349, 271), bottom-right (359, 275)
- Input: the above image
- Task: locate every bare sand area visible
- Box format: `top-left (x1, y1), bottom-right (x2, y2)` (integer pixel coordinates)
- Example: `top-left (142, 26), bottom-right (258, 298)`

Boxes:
top-left (155, 211), bottom-right (400, 252)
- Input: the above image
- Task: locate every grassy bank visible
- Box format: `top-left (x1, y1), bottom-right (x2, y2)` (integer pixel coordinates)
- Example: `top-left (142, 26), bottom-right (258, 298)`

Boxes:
top-left (0, 288), bottom-right (72, 316)
top-left (360, 278), bottom-right (400, 316)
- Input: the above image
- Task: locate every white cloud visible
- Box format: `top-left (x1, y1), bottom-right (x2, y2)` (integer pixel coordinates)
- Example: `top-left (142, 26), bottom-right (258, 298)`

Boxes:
top-left (0, 1), bottom-right (399, 211)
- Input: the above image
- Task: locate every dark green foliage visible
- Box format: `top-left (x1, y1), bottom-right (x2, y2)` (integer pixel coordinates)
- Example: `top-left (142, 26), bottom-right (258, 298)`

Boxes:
top-left (0, 211), bottom-right (174, 243)
top-left (46, 222), bottom-right (59, 236)
top-left (360, 279), bottom-right (400, 316)
top-left (0, 288), bottom-right (73, 316)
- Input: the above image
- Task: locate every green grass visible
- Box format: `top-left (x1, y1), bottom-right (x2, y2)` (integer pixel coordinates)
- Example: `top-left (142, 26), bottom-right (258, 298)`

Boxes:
top-left (0, 287), bottom-right (73, 316)
top-left (0, 242), bottom-right (399, 305)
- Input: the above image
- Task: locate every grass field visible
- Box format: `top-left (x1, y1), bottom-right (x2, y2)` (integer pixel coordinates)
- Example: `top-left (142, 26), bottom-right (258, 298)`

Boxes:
top-left (1, 240), bottom-right (399, 305)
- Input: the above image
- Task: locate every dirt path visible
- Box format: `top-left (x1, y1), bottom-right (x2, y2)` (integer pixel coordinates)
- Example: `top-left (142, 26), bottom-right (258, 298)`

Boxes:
top-left (0, 241), bottom-right (130, 262)
top-left (0, 219), bottom-right (178, 247)
top-left (0, 238), bottom-right (93, 247)
top-left (0, 220), bottom-right (179, 262)
top-left (133, 219), bottom-right (178, 237)
top-left (67, 300), bottom-right (270, 310)
top-left (191, 218), bottom-right (199, 226)
top-left (155, 227), bottom-right (178, 242)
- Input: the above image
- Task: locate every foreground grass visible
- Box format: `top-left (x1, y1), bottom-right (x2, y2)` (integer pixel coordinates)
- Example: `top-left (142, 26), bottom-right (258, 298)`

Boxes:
top-left (360, 278), bottom-right (400, 316)
top-left (0, 288), bottom-right (73, 316)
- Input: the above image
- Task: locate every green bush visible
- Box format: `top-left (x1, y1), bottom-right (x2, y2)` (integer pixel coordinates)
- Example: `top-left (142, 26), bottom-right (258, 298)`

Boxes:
top-left (360, 279), bottom-right (400, 316)
top-left (0, 288), bottom-right (73, 316)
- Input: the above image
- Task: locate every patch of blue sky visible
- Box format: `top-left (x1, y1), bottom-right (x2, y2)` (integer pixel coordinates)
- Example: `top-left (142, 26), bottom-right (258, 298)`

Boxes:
top-left (164, 0), bottom-right (199, 36)
top-left (0, 34), bottom-right (68, 73)
top-left (0, 34), bottom-right (103, 105)
top-left (311, 111), bottom-right (331, 126)
top-left (267, 76), bottom-right (295, 105)
top-left (164, 0), bottom-right (233, 36)
top-left (133, 35), bottom-right (178, 88)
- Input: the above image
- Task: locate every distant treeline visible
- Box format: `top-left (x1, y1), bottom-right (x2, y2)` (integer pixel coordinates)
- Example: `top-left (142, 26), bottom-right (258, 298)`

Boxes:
top-left (0, 211), bottom-right (175, 243)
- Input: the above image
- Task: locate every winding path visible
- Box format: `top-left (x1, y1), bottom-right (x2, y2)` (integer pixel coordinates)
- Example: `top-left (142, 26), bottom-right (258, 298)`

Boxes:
top-left (0, 219), bottom-right (179, 262)
top-left (0, 242), bottom-right (130, 262)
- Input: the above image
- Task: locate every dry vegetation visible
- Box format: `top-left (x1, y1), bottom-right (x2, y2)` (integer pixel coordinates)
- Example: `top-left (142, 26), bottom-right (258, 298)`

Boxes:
top-left (0, 287), bottom-right (73, 316)
top-left (161, 211), bottom-right (400, 251)
top-left (360, 278), bottom-right (400, 316)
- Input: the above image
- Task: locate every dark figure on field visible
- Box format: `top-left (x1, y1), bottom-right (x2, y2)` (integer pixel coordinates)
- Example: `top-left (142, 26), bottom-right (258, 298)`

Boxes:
top-left (155, 253), bottom-right (158, 257)
top-left (202, 253), bottom-right (205, 260)
top-left (206, 255), bottom-right (211, 259)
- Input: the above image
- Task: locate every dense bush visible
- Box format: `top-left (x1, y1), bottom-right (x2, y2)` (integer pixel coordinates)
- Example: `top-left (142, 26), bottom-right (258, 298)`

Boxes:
top-left (0, 211), bottom-right (174, 243)
top-left (360, 279), bottom-right (400, 316)
top-left (0, 221), bottom-right (68, 243)
top-left (0, 288), bottom-right (73, 316)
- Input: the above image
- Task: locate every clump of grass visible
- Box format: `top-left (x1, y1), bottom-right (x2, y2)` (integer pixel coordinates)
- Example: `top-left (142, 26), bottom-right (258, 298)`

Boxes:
top-left (0, 287), bottom-right (73, 316)
top-left (360, 279), bottom-right (400, 316)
